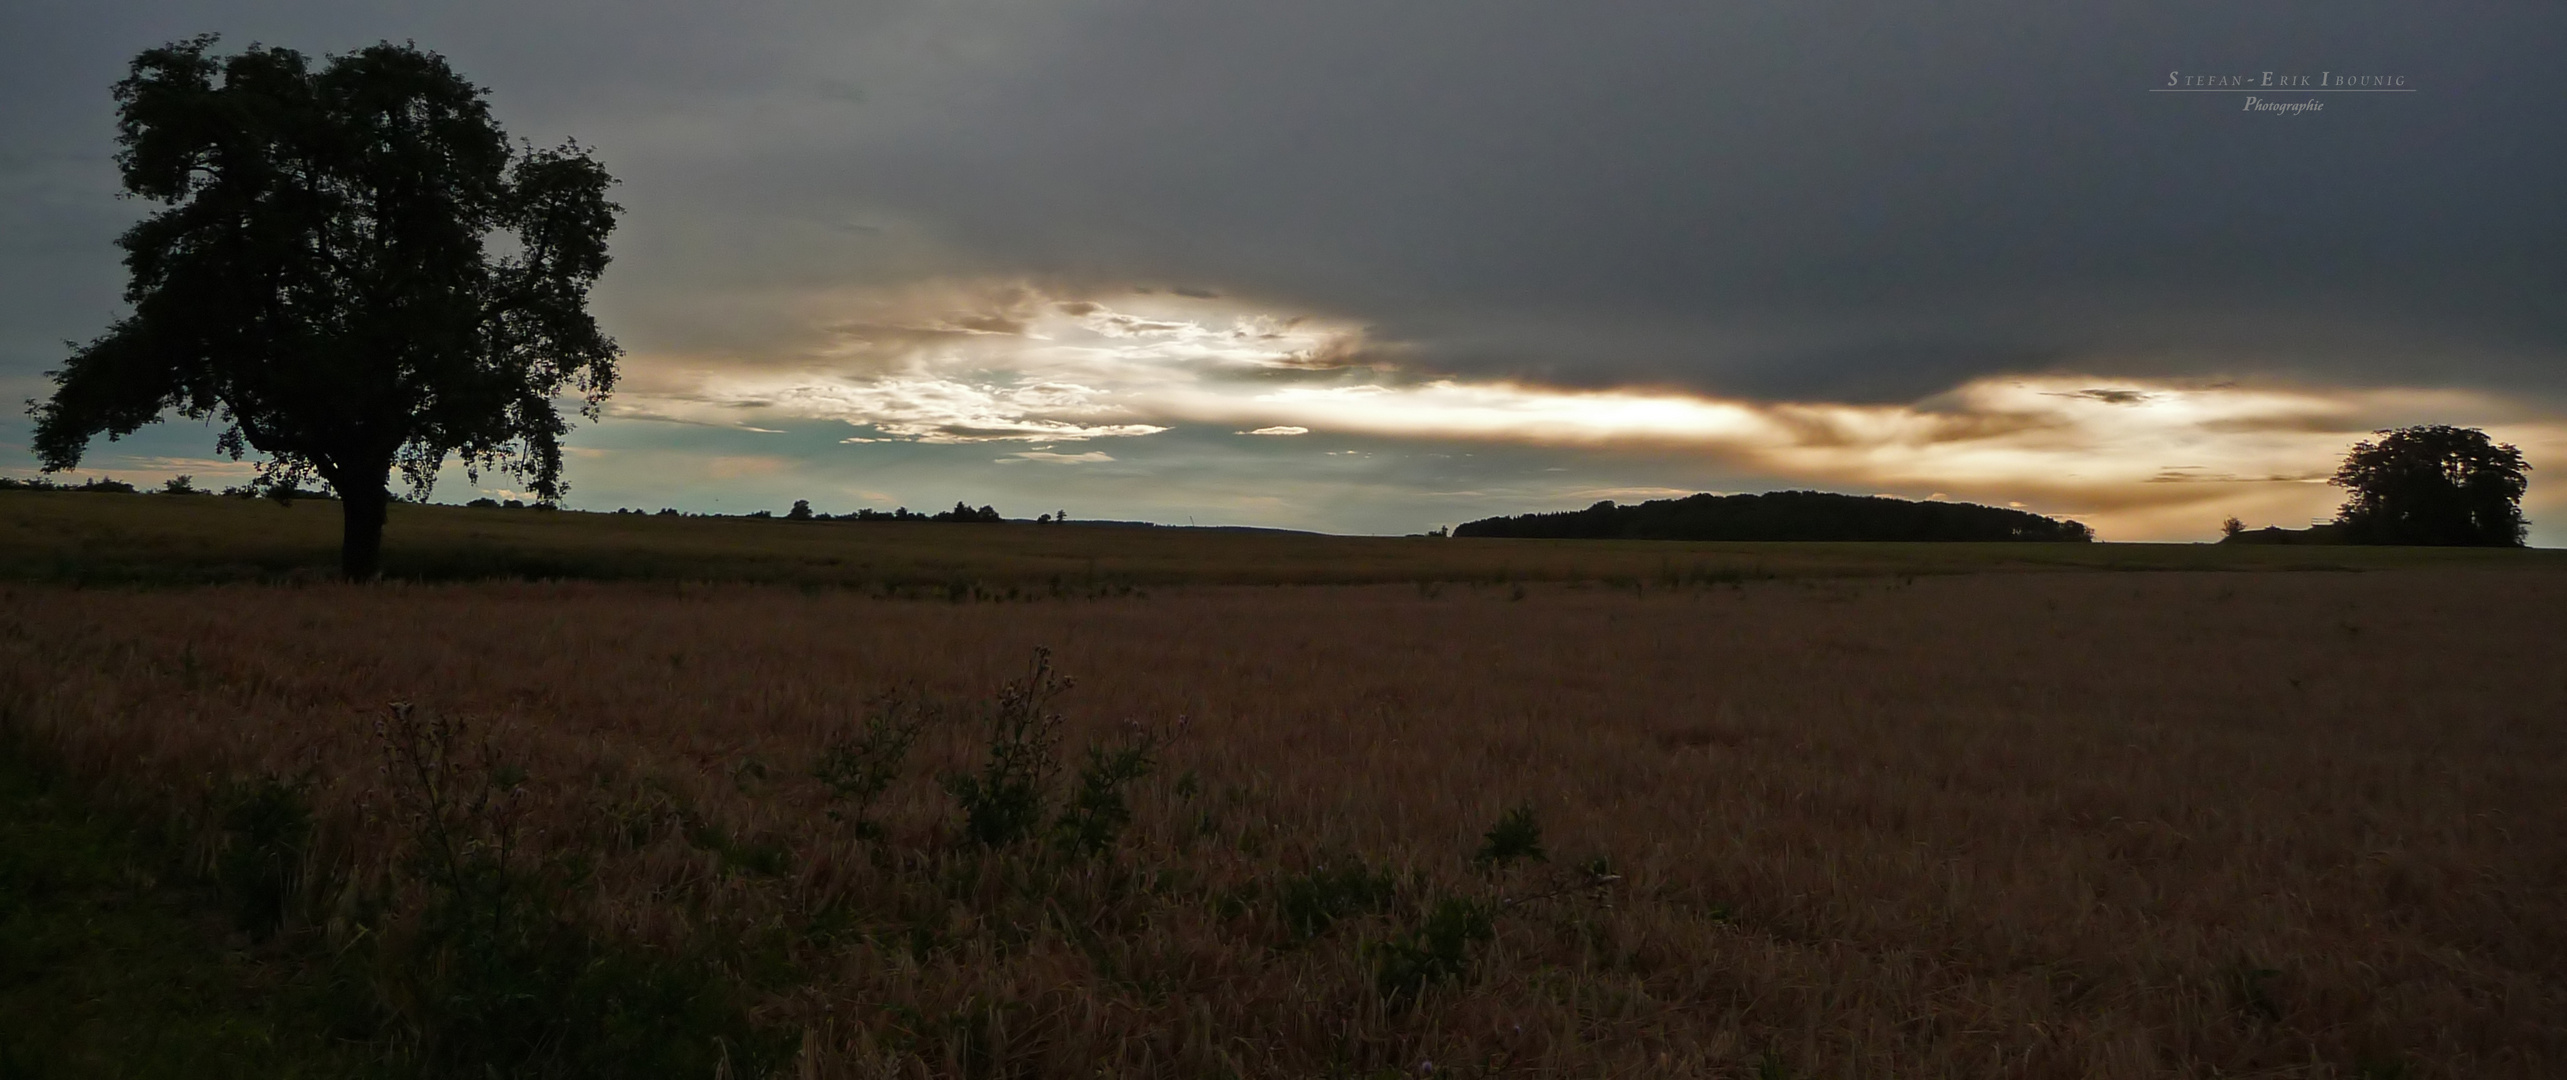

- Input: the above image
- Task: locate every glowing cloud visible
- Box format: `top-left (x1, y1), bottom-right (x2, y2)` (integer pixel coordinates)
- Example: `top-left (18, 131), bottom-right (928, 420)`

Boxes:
top-left (605, 282), bottom-right (2567, 539)
top-left (1001, 450), bottom-right (1115, 464)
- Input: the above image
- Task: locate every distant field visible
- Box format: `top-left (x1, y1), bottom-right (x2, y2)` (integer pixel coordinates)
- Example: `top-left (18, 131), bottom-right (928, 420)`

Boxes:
top-left (3, 489), bottom-right (2556, 587)
top-left (3, 570), bottom-right (2562, 1077)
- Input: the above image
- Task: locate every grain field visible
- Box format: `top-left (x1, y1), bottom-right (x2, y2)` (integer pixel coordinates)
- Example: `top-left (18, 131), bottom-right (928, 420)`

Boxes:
top-left (1, 570), bottom-right (2560, 1078)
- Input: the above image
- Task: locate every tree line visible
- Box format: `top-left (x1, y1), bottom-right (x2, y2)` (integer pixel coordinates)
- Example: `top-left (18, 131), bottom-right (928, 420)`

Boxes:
top-left (0, 475), bottom-right (1058, 526)
top-left (1454, 491), bottom-right (2096, 543)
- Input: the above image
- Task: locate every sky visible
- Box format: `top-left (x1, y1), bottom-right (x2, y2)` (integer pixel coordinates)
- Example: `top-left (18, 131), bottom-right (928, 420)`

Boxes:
top-left (4, 1), bottom-right (2563, 540)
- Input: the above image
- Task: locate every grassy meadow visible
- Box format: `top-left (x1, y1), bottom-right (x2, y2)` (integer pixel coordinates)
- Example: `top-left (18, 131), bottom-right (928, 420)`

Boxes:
top-left (2, 489), bottom-right (2564, 1077)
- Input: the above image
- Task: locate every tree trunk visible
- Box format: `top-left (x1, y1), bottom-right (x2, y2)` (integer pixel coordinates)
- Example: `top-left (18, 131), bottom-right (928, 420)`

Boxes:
top-left (341, 484), bottom-right (390, 581)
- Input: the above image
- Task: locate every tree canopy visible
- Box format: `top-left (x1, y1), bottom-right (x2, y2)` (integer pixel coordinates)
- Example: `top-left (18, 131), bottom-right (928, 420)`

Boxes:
top-left (2330, 425), bottom-right (2530, 546)
top-left (28, 37), bottom-right (620, 579)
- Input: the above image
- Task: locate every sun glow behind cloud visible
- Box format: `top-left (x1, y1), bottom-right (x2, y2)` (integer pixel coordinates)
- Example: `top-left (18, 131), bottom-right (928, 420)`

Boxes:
top-left (600, 284), bottom-right (2567, 539)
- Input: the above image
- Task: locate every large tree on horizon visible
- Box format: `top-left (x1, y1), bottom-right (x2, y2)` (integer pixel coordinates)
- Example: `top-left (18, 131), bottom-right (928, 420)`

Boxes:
top-left (2330, 425), bottom-right (2530, 546)
top-left (29, 36), bottom-right (621, 579)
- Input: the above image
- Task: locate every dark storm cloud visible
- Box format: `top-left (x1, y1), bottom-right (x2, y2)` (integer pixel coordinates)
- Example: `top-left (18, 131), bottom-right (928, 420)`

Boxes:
top-left (733, 0), bottom-right (2567, 399)
top-left (7, 0), bottom-right (2560, 400)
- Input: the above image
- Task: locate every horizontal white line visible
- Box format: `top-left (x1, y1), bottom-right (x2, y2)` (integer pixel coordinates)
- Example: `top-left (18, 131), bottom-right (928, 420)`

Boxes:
top-left (2150, 89), bottom-right (2416, 93)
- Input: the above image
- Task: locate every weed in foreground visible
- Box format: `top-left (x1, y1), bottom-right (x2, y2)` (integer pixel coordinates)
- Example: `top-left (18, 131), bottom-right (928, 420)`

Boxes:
top-left (1276, 859), bottom-right (1401, 941)
top-left (214, 771), bottom-right (315, 939)
top-left (1365, 804), bottom-right (1622, 1006)
top-left (373, 702), bottom-right (790, 1078)
top-left (940, 648), bottom-right (1180, 856)
top-left (815, 690), bottom-right (933, 839)
top-left (943, 651), bottom-right (1070, 847)
top-left (1366, 895), bottom-right (1496, 1003)
top-left (1472, 802), bottom-right (1546, 870)
top-left (1052, 718), bottom-right (1176, 857)
top-left (2226, 958), bottom-right (2286, 1024)
top-left (0, 748), bottom-right (374, 1078)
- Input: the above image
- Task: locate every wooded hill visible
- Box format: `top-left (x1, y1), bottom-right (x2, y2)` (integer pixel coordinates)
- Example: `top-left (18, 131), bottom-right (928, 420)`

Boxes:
top-left (1454, 491), bottom-right (2094, 542)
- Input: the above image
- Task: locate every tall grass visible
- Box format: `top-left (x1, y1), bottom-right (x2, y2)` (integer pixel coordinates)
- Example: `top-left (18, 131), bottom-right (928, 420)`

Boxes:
top-left (2, 569), bottom-right (2563, 1076)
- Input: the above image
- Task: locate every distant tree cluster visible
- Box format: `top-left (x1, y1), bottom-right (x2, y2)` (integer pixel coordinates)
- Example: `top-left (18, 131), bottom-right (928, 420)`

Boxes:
top-left (791, 501), bottom-right (1004, 522)
top-left (2330, 425), bottom-right (2528, 546)
top-left (477, 499), bottom-right (1081, 522)
top-left (0, 473), bottom-right (327, 500)
top-left (2, 475), bottom-right (1070, 528)
top-left (1, 475), bottom-right (142, 494)
top-left (751, 500), bottom-right (1072, 524)
top-left (2222, 425), bottom-right (2531, 548)
top-left (2218, 523), bottom-right (2346, 547)
top-left (1453, 491), bottom-right (2094, 542)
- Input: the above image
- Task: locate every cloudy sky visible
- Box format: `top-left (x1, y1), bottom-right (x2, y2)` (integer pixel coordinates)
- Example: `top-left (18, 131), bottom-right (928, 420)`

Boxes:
top-left (6, 1), bottom-right (2563, 539)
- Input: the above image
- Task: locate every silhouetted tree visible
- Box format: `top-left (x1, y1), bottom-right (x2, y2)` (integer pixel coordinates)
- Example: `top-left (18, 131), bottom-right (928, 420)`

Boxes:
top-left (2330, 425), bottom-right (2529, 546)
top-left (787, 499), bottom-right (814, 521)
top-left (28, 37), bottom-right (620, 579)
